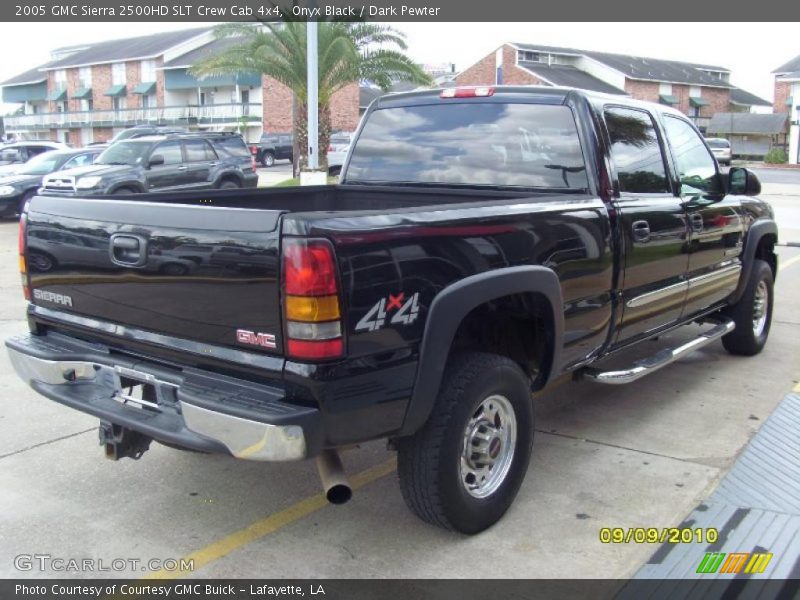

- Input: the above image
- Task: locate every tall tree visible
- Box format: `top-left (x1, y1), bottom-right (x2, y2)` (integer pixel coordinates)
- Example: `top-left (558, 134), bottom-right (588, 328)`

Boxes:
top-left (191, 22), bottom-right (432, 170)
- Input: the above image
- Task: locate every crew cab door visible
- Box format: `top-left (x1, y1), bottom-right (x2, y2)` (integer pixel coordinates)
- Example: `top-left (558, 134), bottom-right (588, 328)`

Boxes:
top-left (604, 106), bottom-right (690, 344)
top-left (661, 116), bottom-right (745, 317)
top-left (182, 139), bottom-right (218, 187)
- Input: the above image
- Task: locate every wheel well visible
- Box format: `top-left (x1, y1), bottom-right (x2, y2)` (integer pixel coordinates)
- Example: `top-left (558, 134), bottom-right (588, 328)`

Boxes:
top-left (755, 234), bottom-right (777, 280)
top-left (218, 174), bottom-right (241, 186)
top-left (110, 185), bottom-right (140, 194)
top-left (449, 292), bottom-right (554, 390)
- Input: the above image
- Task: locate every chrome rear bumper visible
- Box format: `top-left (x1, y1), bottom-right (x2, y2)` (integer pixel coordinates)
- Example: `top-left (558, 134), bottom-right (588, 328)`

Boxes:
top-left (6, 333), bottom-right (319, 461)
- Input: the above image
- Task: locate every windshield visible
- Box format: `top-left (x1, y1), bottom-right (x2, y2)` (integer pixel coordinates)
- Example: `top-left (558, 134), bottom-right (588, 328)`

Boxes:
top-left (345, 102), bottom-right (589, 190)
top-left (706, 139), bottom-right (730, 149)
top-left (96, 141), bottom-right (152, 166)
top-left (18, 150), bottom-right (63, 175)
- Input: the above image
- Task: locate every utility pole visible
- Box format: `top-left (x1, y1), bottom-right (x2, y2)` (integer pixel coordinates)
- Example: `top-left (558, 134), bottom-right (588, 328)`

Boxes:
top-left (306, 20), bottom-right (319, 171)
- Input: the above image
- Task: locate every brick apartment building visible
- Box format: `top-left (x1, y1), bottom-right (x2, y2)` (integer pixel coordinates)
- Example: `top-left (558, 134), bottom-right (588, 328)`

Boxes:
top-left (456, 43), bottom-right (769, 133)
top-left (1, 27), bottom-right (359, 144)
top-left (772, 53), bottom-right (800, 164)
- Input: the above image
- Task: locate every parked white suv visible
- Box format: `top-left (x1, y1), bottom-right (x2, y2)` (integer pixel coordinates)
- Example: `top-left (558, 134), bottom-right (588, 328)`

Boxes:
top-left (705, 137), bottom-right (732, 166)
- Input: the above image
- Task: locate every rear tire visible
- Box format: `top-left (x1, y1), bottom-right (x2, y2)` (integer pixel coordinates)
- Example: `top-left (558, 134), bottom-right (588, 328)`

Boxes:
top-left (260, 152), bottom-right (275, 168)
top-left (721, 259), bottom-right (773, 356)
top-left (113, 187), bottom-right (136, 195)
top-left (397, 352), bottom-right (534, 534)
top-left (218, 179), bottom-right (241, 189)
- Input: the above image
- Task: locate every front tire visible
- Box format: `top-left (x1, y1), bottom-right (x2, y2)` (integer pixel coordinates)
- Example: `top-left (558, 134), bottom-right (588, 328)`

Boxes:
top-left (397, 352), bottom-right (534, 534)
top-left (721, 259), bottom-right (774, 356)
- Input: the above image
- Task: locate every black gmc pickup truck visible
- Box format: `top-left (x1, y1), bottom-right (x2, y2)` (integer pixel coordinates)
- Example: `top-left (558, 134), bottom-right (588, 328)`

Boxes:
top-left (8, 87), bottom-right (778, 534)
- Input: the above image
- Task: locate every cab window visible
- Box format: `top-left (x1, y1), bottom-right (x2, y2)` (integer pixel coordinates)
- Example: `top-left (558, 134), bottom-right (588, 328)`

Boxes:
top-left (604, 107), bottom-right (670, 194)
top-left (663, 116), bottom-right (720, 194)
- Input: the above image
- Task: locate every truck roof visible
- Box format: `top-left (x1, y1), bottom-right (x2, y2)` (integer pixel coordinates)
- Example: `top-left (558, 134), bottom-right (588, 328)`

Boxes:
top-left (370, 84), bottom-right (687, 119)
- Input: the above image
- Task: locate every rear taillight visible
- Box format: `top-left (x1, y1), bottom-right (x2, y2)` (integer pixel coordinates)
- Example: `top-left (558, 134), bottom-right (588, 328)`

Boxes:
top-left (18, 213), bottom-right (30, 300)
top-left (282, 238), bottom-right (343, 360)
top-left (251, 156), bottom-right (257, 171)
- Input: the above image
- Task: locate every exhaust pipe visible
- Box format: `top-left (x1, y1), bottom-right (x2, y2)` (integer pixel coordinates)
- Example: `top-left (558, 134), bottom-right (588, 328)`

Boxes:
top-left (316, 449), bottom-right (352, 505)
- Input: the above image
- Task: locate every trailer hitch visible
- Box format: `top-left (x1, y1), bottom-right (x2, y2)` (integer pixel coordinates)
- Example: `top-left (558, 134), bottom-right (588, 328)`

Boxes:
top-left (99, 421), bottom-right (152, 460)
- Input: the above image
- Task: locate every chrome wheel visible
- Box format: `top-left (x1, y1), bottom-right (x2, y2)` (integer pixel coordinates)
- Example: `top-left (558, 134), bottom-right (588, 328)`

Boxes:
top-left (752, 280), bottom-right (769, 336)
top-left (460, 394), bottom-right (517, 499)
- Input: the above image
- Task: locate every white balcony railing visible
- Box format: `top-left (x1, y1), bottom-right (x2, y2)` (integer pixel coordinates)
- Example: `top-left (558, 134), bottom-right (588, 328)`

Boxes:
top-left (5, 103), bottom-right (263, 130)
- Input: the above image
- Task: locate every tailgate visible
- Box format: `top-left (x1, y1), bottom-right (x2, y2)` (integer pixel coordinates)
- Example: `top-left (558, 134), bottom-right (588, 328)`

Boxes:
top-left (24, 196), bottom-right (285, 355)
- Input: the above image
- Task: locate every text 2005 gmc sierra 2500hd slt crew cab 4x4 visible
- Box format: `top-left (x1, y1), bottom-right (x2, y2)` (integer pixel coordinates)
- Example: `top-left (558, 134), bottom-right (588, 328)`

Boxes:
top-left (8, 87), bottom-right (778, 534)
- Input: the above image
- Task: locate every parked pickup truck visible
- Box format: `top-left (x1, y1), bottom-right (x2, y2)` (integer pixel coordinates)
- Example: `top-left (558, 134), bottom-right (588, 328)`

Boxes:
top-left (8, 87), bottom-right (778, 534)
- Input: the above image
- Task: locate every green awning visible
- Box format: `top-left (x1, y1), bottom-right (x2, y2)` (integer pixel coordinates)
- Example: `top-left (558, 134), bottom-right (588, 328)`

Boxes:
top-left (104, 84), bottom-right (127, 97)
top-left (659, 94), bottom-right (678, 105)
top-left (132, 81), bottom-right (156, 95)
top-left (787, 96), bottom-right (794, 106)
top-left (72, 87), bottom-right (92, 100)
top-left (690, 97), bottom-right (709, 107)
top-left (46, 88), bottom-right (67, 101)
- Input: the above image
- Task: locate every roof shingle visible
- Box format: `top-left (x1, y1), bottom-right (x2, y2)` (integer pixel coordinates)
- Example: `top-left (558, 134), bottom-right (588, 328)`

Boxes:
top-left (773, 54), bottom-right (800, 74)
top-left (513, 43), bottom-right (731, 87)
top-left (729, 87), bottom-right (771, 107)
top-left (517, 62), bottom-right (626, 95)
top-left (1, 66), bottom-right (47, 87)
top-left (707, 113), bottom-right (788, 135)
top-left (42, 27), bottom-right (211, 69)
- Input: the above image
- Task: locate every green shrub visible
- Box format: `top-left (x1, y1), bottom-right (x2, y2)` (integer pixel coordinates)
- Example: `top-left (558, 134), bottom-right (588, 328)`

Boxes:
top-left (763, 148), bottom-right (788, 164)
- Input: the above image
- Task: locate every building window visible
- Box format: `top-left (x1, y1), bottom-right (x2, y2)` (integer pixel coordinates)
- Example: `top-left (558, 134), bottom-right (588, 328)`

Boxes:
top-left (141, 94), bottom-right (156, 109)
top-left (112, 96), bottom-right (126, 111)
top-left (79, 66), bottom-right (92, 88)
top-left (658, 82), bottom-right (672, 95)
top-left (689, 85), bottom-right (702, 98)
top-left (54, 69), bottom-right (67, 90)
top-left (112, 62), bottom-right (126, 86)
top-left (80, 98), bottom-right (93, 112)
top-left (517, 50), bottom-right (541, 63)
top-left (140, 59), bottom-right (156, 83)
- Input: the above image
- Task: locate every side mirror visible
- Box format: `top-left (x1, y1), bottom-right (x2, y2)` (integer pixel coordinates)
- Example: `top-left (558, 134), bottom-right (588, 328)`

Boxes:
top-left (728, 167), bottom-right (761, 196)
top-left (148, 154), bottom-right (165, 168)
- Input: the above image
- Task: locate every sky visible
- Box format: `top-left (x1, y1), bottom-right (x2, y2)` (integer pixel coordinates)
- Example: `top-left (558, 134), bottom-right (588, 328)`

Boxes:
top-left (0, 21), bottom-right (796, 113)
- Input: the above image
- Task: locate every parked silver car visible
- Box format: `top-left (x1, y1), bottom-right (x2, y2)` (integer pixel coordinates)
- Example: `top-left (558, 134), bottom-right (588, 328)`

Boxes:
top-left (705, 137), bottom-right (732, 166)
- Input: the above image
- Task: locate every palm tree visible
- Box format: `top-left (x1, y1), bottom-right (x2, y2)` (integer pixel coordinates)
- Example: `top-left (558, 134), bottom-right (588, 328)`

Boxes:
top-left (190, 22), bottom-right (432, 170)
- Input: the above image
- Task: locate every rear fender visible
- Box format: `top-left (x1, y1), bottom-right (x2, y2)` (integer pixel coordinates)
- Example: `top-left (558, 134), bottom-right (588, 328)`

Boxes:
top-left (399, 266), bottom-right (563, 436)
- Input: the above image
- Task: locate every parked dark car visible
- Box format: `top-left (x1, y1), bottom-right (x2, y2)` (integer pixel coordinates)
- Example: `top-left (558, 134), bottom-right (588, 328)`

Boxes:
top-left (0, 148), bottom-right (102, 218)
top-left (10, 87), bottom-right (777, 534)
top-left (0, 141), bottom-right (69, 176)
top-left (250, 132), bottom-right (294, 167)
top-left (40, 132), bottom-right (258, 195)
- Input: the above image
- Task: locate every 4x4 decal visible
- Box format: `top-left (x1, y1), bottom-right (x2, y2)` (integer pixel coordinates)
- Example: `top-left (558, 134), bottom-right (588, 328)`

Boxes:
top-left (355, 292), bottom-right (420, 332)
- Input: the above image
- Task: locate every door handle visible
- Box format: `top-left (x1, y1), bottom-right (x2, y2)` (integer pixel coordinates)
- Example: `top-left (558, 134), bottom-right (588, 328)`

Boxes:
top-left (109, 234), bottom-right (148, 267)
top-left (177, 166), bottom-right (188, 171)
top-left (690, 213), bottom-right (704, 232)
top-left (632, 220), bottom-right (651, 243)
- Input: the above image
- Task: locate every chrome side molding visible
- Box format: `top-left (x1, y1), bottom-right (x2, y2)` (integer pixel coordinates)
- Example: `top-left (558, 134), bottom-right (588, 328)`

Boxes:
top-left (581, 319), bottom-right (735, 385)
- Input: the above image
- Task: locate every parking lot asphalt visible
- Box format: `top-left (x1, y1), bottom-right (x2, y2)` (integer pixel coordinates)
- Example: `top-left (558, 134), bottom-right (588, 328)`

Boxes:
top-left (0, 184), bottom-right (798, 580)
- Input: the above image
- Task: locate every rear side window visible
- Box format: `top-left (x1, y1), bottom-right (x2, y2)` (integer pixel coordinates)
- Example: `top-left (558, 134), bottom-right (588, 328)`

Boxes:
top-left (346, 102), bottom-right (589, 190)
top-left (212, 136), bottom-right (250, 157)
top-left (705, 139), bottom-right (730, 149)
top-left (184, 140), bottom-right (217, 162)
top-left (605, 107), bottom-right (669, 194)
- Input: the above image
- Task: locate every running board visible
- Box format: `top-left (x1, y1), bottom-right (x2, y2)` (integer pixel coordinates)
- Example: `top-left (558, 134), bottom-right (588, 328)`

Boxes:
top-left (580, 319), bottom-right (735, 385)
